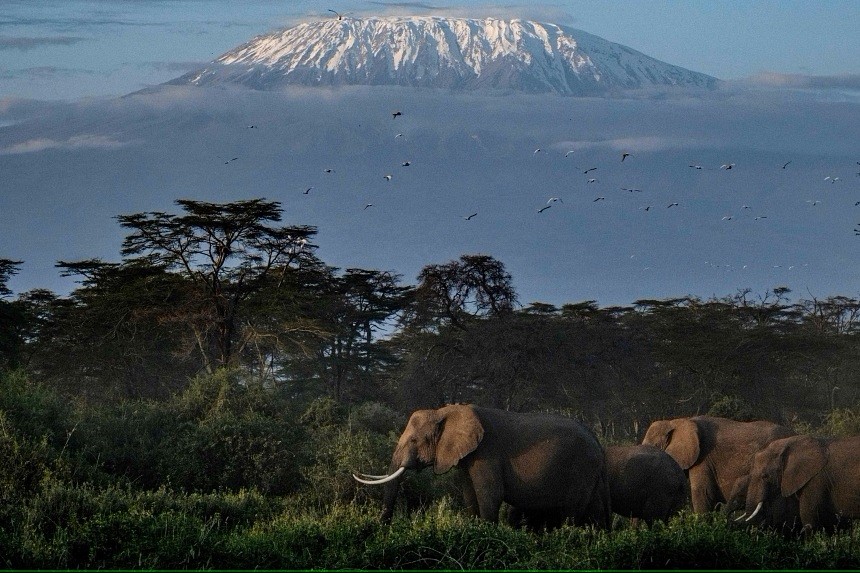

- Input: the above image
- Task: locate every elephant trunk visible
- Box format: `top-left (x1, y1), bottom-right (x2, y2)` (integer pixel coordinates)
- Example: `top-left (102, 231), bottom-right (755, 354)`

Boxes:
top-left (381, 458), bottom-right (406, 523)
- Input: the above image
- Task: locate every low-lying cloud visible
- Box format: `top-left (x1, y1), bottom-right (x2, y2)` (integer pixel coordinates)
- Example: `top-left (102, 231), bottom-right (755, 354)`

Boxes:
top-left (0, 35), bottom-right (87, 50)
top-left (1, 134), bottom-right (130, 154)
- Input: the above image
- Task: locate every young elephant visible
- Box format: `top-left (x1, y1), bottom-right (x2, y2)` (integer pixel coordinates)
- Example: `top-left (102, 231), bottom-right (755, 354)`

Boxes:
top-left (605, 444), bottom-right (689, 525)
top-left (353, 404), bottom-right (611, 528)
top-left (744, 434), bottom-right (860, 532)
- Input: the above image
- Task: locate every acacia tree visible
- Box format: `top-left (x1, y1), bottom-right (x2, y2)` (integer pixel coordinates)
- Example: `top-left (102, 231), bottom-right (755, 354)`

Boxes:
top-left (115, 198), bottom-right (320, 372)
top-left (408, 253), bottom-right (517, 331)
top-left (0, 259), bottom-right (25, 368)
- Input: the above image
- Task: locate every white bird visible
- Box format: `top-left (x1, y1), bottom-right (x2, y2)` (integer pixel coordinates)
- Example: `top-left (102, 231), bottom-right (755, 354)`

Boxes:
top-left (690, 164), bottom-right (703, 170)
top-left (547, 197), bottom-right (563, 204)
top-left (587, 178), bottom-right (598, 184)
top-left (755, 216), bottom-right (768, 220)
top-left (401, 161), bottom-right (411, 167)
top-left (395, 133), bottom-right (404, 139)
top-left (323, 168), bottom-right (334, 173)
top-left (363, 203), bottom-right (374, 210)
top-left (824, 176), bottom-right (840, 183)
top-left (720, 163), bottom-right (735, 170)
top-left (383, 175), bottom-right (392, 181)
top-left (721, 215), bottom-right (733, 221)
top-left (534, 148), bottom-right (543, 155)
top-left (806, 200), bottom-right (821, 206)
top-left (564, 150), bottom-right (575, 157)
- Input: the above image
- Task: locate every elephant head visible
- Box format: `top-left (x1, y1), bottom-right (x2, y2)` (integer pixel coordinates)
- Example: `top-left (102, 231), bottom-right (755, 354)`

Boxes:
top-left (641, 418), bottom-right (701, 470)
top-left (744, 435), bottom-right (825, 525)
top-left (353, 404), bottom-right (484, 522)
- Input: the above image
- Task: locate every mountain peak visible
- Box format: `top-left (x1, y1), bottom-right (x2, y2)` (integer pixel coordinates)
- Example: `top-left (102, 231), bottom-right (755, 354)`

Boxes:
top-left (173, 16), bottom-right (718, 95)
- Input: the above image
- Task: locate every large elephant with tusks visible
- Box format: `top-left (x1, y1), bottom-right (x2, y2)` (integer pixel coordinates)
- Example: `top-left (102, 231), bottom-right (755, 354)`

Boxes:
top-left (353, 404), bottom-right (611, 527)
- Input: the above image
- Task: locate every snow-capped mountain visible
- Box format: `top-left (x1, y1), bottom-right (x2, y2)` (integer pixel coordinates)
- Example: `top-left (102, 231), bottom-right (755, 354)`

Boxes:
top-left (172, 17), bottom-right (718, 95)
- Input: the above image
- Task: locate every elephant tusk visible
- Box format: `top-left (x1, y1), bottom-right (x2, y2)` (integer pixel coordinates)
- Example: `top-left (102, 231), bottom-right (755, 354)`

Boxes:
top-left (734, 512), bottom-right (747, 522)
top-left (354, 472), bottom-right (390, 480)
top-left (352, 466), bottom-right (406, 485)
top-left (745, 502), bottom-right (763, 522)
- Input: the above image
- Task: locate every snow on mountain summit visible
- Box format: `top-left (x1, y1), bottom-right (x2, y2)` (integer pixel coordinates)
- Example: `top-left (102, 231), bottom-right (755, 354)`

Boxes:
top-left (173, 17), bottom-right (718, 95)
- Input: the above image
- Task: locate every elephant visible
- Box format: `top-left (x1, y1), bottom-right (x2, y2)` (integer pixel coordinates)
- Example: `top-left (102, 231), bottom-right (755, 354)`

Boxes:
top-left (724, 473), bottom-right (801, 536)
top-left (743, 434), bottom-right (860, 532)
top-left (353, 404), bottom-right (611, 528)
top-left (605, 444), bottom-right (689, 525)
top-left (641, 415), bottom-right (795, 513)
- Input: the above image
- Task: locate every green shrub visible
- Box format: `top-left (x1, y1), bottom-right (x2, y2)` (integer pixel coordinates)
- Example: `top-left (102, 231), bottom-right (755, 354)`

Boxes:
top-left (819, 405), bottom-right (860, 437)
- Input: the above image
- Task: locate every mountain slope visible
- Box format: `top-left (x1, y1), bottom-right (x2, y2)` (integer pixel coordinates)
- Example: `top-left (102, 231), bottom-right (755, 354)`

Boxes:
top-left (171, 17), bottom-right (718, 95)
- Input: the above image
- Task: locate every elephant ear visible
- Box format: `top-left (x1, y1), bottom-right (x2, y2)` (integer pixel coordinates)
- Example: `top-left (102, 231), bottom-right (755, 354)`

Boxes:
top-left (434, 405), bottom-right (484, 474)
top-left (664, 419), bottom-right (701, 470)
top-left (780, 437), bottom-right (827, 497)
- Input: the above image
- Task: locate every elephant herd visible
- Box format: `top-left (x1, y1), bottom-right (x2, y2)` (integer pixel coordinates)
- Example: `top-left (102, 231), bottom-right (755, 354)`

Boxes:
top-left (354, 404), bottom-right (860, 535)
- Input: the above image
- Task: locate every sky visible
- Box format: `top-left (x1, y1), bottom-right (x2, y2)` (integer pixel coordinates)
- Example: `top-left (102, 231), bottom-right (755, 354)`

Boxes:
top-left (1, 1), bottom-right (859, 100)
top-left (0, 1), bottom-right (858, 308)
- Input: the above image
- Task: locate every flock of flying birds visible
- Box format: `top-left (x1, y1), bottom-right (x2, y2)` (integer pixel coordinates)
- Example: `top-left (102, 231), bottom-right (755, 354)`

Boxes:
top-left (219, 106), bottom-right (859, 275)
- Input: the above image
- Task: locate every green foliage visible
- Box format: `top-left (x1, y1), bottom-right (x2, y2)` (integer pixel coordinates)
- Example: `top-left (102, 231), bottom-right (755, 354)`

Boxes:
top-left (707, 393), bottom-right (757, 421)
top-left (819, 405), bottom-right (860, 437)
top-left (5, 494), bottom-right (859, 569)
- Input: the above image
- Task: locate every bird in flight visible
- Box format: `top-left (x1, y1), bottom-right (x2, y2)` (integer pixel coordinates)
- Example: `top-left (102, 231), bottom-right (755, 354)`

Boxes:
top-left (640, 205), bottom-right (652, 212)
top-left (303, 187), bottom-right (313, 194)
top-left (323, 168), bottom-right (334, 173)
top-left (223, 157), bottom-right (239, 164)
top-left (720, 163), bottom-right (735, 170)
top-left (392, 111), bottom-right (402, 119)
top-left (363, 203), bottom-right (374, 210)
top-left (587, 178), bottom-right (598, 184)
top-left (824, 176), bottom-right (841, 183)
top-left (721, 215), bottom-right (733, 221)
top-left (667, 202), bottom-right (679, 208)
top-left (593, 197), bottom-right (605, 202)
top-left (564, 150), bottom-right (575, 157)
top-left (383, 175), bottom-right (392, 181)
top-left (401, 161), bottom-right (411, 167)
top-left (534, 148), bottom-right (543, 155)
top-left (464, 212), bottom-right (478, 220)
top-left (328, 9), bottom-right (345, 20)
top-left (537, 205), bottom-right (552, 213)
top-left (782, 160), bottom-right (792, 169)
top-left (621, 152), bottom-right (633, 162)
top-left (806, 200), bottom-right (821, 206)
top-left (755, 216), bottom-right (768, 220)
top-left (547, 197), bottom-right (563, 204)
top-left (689, 164), bottom-right (703, 170)
top-left (580, 167), bottom-right (597, 174)
top-left (247, 125), bottom-right (256, 129)
top-left (395, 133), bottom-right (404, 138)
top-left (621, 187), bottom-right (642, 193)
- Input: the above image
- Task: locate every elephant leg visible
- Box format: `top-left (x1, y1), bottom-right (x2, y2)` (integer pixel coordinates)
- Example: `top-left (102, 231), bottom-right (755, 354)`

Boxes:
top-left (688, 468), bottom-right (718, 513)
top-left (462, 477), bottom-right (479, 517)
top-left (466, 459), bottom-right (503, 522)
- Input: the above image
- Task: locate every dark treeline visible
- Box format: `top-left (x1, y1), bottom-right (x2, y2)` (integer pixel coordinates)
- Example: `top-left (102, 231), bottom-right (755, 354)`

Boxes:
top-left (2, 198), bottom-right (860, 568)
top-left (2, 199), bottom-right (858, 435)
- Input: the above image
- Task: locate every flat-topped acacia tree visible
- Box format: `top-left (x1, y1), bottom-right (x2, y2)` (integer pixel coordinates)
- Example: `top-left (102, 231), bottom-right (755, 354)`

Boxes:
top-left (115, 198), bottom-right (319, 372)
